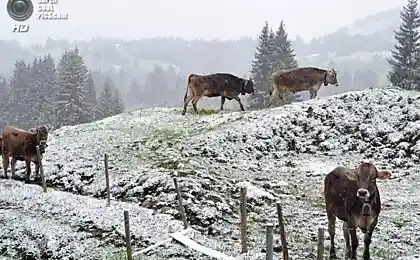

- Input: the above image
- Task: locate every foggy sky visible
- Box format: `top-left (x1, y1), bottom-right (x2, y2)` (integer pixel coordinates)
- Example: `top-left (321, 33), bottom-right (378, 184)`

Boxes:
top-left (1, 0), bottom-right (406, 45)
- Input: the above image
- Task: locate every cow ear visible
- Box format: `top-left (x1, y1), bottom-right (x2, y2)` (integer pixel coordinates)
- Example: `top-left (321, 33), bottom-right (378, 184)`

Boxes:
top-left (377, 170), bottom-right (391, 179)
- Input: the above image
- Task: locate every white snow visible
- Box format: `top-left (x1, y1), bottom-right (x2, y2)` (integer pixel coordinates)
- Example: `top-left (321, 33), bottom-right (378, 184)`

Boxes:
top-left (1, 87), bottom-right (420, 259)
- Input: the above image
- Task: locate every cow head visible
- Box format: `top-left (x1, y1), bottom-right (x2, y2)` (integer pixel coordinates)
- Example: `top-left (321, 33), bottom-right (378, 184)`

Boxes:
top-left (346, 162), bottom-right (391, 215)
top-left (324, 69), bottom-right (339, 87)
top-left (36, 125), bottom-right (49, 152)
top-left (242, 78), bottom-right (254, 95)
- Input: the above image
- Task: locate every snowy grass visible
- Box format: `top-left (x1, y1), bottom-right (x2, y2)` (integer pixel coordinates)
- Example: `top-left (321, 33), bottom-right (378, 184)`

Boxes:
top-left (1, 87), bottom-right (420, 259)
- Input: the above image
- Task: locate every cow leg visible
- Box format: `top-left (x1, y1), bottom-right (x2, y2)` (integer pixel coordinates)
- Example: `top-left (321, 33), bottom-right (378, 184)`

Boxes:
top-left (349, 225), bottom-right (359, 259)
top-left (182, 94), bottom-right (195, 115)
top-left (10, 157), bottom-right (17, 179)
top-left (2, 153), bottom-right (9, 179)
top-left (191, 96), bottom-right (201, 114)
top-left (268, 88), bottom-right (279, 108)
top-left (343, 222), bottom-right (351, 258)
top-left (35, 162), bottom-right (40, 179)
top-left (24, 159), bottom-right (31, 183)
top-left (309, 90), bottom-right (315, 99)
top-left (327, 212), bottom-right (337, 259)
top-left (233, 96), bottom-right (245, 111)
top-left (220, 96), bottom-right (226, 111)
top-left (363, 218), bottom-right (378, 260)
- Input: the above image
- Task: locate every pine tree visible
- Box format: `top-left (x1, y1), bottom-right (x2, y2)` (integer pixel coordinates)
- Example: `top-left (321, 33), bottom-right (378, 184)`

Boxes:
top-left (29, 57), bottom-right (44, 124)
top-left (249, 21), bottom-right (272, 108)
top-left (267, 28), bottom-right (277, 73)
top-left (126, 79), bottom-right (142, 109)
top-left (0, 76), bottom-right (8, 129)
top-left (142, 65), bottom-right (169, 107)
top-left (272, 21), bottom-right (299, 71)
top-left (271, 21), bottom-right (301, 105)
top-left (40, 53), bottom-right (58, 126)
top-left (388, 0), bottom-right (420, 90)
top-left (85, 71), bottom-right (99, 120)
top-left (110, 85), bottom-right (125, 114)
top-left (97, 77), bottom-right (114, 119)
top-left (55, 48), bottom-right (90, 127)
top-left (9, 60), bottom-right (32, 127)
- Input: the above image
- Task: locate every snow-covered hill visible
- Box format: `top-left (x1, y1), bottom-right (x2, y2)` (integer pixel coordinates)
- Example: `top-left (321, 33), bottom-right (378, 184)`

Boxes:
top-left (1, 87), bottom-right (419, 259)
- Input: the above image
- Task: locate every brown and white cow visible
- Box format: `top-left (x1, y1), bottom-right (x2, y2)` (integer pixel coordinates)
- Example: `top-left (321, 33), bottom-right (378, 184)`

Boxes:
top-left (2, 126), bottom-right (48, 182)
top-left (269, 67), bottom-right (339, 107)
top-left (324, 162), bottom-right (391, 260)
top-left (181, 73), bottom-right (254, 115)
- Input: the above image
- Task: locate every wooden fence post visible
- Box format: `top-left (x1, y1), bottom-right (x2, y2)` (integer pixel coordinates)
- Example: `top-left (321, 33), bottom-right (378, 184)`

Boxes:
top-left (240, 187), bottom-right (248, 254)
top-left (173, 177), bottom-right (188, 228)
top-left (266, 223), bottom-right (274, 260)
top-left (124, 210), bottom-right (133, 260)
top-left (35, 146), bottom-right (47, 192)
top-left (104, 154), bottom-right (110, 206)
top-left (276, 201), bottom-right (289, 260)
top-left (317, 227), bottom-right (325, 260)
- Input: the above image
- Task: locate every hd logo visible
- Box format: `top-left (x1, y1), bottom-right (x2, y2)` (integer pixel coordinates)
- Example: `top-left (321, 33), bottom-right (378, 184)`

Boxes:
top-left (7, 0), bottom-right (34, 33)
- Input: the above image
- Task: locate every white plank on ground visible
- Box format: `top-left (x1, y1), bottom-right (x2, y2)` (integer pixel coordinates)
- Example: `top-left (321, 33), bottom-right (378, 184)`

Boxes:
top-left (170, 231), bottom-right (235, 260)
top-left (133, 228), bottom-right (193, 256)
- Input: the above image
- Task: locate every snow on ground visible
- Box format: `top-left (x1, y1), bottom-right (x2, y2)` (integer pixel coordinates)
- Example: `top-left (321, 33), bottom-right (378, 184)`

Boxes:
top-left (1, 87), bottom-right (420, 259)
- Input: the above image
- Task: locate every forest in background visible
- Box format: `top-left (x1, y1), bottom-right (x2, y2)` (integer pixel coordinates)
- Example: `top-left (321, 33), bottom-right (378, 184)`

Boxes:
top-left (0, 7), bottom-right (401, 113)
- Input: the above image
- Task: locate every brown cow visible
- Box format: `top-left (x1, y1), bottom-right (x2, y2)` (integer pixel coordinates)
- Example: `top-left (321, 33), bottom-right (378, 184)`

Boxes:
top-left (2, 126), bottom-right (46, 182)
top-left (269, 67), bottom-right (339, 107)
top-left (13, 125), bottom-right (49, 176)
top-left (324, 162), bottom-right (391, 259)
top-left (181, 73), bottom-right (254, 115)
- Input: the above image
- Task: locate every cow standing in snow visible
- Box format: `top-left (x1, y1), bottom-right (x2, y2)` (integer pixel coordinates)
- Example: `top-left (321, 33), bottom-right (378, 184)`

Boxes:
top-left (181, 73), bottom-right (254, 115)
top-left (1, 125), bottom-right (49, 182)
top-left (269, 67), bottom-right (339, 107)
top-left (324, 162), bottom-right (391, 260)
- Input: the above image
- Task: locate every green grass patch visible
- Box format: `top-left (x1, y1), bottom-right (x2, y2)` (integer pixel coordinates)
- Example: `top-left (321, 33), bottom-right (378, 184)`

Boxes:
top-left (369, 247), bottom-right (397, 259)
top-left (197, 108), bottom-right (219, 115)
top-left (390, 215), bottom-right (411, 228)
top-left (103, 249), bottom-right (144, 260)
top-left (137, 127), bottom-right (192, 170)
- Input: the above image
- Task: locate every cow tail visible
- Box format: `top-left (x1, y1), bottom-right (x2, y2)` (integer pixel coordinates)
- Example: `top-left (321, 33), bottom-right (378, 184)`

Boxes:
top-left (183, 84), bottom-right (188, 103)
top-left (184, 74), bottom-right (193, 102)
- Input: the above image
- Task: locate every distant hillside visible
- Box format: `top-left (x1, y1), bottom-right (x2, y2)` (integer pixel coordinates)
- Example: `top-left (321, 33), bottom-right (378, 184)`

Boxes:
top-left (0, 7), bottom-right (404, 104)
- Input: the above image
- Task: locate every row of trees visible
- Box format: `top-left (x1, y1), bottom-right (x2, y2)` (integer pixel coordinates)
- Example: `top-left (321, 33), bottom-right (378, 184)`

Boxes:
top-left (249, 21), bottom-right (300, 108)
top-left (0, 48), bottom-right (125, 129)
top-left (388, 0), bottom-right (420, 89)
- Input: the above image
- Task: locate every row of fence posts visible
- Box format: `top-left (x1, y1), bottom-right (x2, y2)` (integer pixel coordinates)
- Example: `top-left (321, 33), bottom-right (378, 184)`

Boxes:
top-left (106, 154), bottom-right (326, 259)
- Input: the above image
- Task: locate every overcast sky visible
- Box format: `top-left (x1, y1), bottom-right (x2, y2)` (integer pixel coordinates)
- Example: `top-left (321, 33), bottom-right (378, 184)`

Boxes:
top-left (0, 0), bottom-right (406, 45)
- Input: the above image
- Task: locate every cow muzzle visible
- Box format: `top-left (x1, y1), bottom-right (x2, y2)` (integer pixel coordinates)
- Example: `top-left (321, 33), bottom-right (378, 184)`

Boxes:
top-left (356, 188), bottom-right (370, 199)
top-left (362, 203), bottom-right (372, 216)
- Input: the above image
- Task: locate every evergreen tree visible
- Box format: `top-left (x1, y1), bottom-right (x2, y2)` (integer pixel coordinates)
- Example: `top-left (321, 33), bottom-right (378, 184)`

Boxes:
top-left (267, 28), bottom-right (277, 73)
top-left (9, 60), bottom-right (32, 127)
top-left (271, 21), bottom-right (301, 105)
top-left (272, 21), bottom-right (299, 71)
top-left (85, 71), bottom-right (99, 120)
top-left (28, 57), bottom-right (43, 124)
top-left (249, 21), bottom-right (272, 108)
top-left (388, 0), bottom-right (420, 90)
top-left (40, 53), bottom-right (58, 125)
top-left (97, 77), bottom-right (114, 119)
top-left (97, 77), bottom-right (124, 118)
top-left (55, 48), bottom-right (91, 127)
top-left (142, 65), bottom-right (169, 106)
top-left (0, 76), bottom-right (8, 129)
top-left (126, 79), bottom-right (142, 109)
top-left (110, 84), bottom-right (125, 114)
